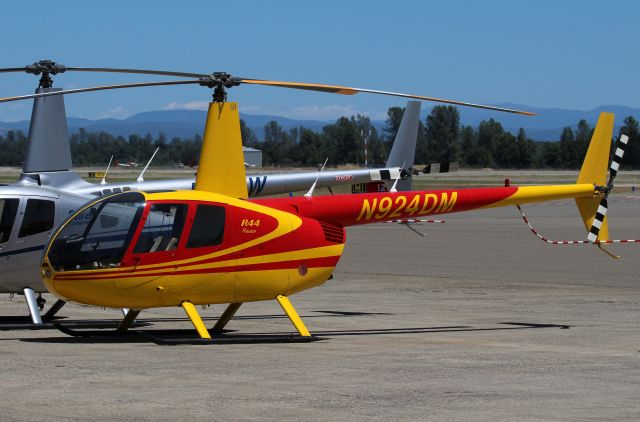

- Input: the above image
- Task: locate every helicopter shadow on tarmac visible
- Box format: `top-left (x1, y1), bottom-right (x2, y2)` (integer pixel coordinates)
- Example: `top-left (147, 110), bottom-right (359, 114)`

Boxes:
top-left (0, 315), bottom-right (152, 331)
top-left (14, 309), bottom-right (571, 345)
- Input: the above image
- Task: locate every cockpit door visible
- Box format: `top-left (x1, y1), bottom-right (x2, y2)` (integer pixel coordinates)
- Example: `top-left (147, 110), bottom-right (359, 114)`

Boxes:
top-left (122, 202), bottom-right (189, 270)
top-left (1, 196), bottom-right (57, 291)
top-left (0, 197), bottom-right (19, 249)
top-left (0, 197), bottom-right (20, 288)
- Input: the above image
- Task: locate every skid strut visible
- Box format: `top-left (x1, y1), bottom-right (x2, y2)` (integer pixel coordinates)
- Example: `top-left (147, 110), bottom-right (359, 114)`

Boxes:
top-left (23, 288), bottom-right (43, 325)
top-left (117, 309), bottom-right (141, 333)
top-left (212, 302), bottom-right (242, 333)
top-left (276, 295), bottom-right (311, 337)
top-left (181, 301), bottom-right (212, 339)
top-left (42, 299), bottom-right (66, 321)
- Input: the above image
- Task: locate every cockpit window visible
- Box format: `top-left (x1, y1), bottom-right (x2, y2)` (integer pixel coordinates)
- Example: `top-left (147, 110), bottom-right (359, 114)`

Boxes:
top-left (48, 192), bottom-right (145, 271)
top-left (133, 203), bottom-right (188, 253)
top-left (186, 205), bottom-right (225, 248)
top-left (18, 199), bottom-right (55, 238)
top-left (0, 198), bottom-right (19, 243)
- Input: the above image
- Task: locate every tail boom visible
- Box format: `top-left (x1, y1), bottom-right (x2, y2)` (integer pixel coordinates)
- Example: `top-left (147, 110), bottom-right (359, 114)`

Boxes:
top-left (255, 184), bottom-right (599, 227)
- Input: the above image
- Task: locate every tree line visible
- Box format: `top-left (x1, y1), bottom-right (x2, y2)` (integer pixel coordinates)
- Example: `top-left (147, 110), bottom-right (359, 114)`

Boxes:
top-left (0, 106), bottom-right (638, 169)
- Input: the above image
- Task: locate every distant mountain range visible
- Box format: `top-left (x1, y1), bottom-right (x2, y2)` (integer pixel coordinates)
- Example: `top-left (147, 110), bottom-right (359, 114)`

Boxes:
top-left (0, 105), bottom-right (638, 141)
top-left (456, 104), bottom-right (640, 141)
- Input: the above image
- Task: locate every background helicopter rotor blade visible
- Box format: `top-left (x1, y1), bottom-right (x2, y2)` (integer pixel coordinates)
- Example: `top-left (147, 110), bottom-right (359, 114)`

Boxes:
top-left (65, 67), bottom-right (208, 79)
top-left (0, 67), bottom-right (30, 73)
top-left (237, 78), bottom-right (535, 115)
top-left (0, 62), bottom-right (207, 78)
top-left (0, 79), bottom-right (201, 103)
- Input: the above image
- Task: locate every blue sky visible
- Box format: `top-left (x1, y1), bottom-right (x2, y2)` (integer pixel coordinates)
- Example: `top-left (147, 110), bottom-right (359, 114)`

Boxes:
top-left (0, 0), bottom-right (638, 122)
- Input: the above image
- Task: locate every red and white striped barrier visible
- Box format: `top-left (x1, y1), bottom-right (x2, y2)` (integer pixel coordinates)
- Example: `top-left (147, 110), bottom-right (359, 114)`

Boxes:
top-left (516, 204), bottom-right (640, 245)
top-left (383, 219), bottom-right (445, 224)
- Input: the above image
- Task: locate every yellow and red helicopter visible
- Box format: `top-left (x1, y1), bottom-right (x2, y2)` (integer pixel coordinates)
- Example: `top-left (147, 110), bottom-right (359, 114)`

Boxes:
top-left (0, 69), bottom-right (630, 341)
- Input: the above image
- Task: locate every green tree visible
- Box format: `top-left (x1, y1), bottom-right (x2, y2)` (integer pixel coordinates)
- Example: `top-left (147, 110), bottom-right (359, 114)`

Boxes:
top-left (240, 119), bottom-right (258, 146)
top-left (515, 128), bottom-right (535, 168)
top-left (322, 117), bottom-right (363, 164)
top-left (425, 105), bottom-right (460, 164)
top-left (413, 121), bottom-right (428, 165)
top-left (574, 120), bottom-right (591, 162)
top-left (383, 106), bottom-right (404, 141)
top-left (459, 125), bottom-right (478, 167)
top-left (296, 128), bottom-right (325, 166)
top-left (0, 130), bottom-right (27, 166)
top-left (262, 121), bottom-right (296, 165)
top-left (620, 116), bottom-right (640, 168)
top-left (558, 126), bottom-right (578, 168)
top-left (541, 141), bottom-right (561, 168)
top-left (494, 132), bottom-right (519, 168)
top-left (477, 119), bottom-right (505, 167)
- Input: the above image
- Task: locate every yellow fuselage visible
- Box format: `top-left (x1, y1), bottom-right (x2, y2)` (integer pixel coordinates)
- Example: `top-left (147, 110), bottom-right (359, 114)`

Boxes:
top-left (41, 190), bottom-right (344, 309)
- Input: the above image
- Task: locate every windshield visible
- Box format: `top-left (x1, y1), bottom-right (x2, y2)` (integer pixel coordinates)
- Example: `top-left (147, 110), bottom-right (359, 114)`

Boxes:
top-left (48, 192), bottom-right (145, 271)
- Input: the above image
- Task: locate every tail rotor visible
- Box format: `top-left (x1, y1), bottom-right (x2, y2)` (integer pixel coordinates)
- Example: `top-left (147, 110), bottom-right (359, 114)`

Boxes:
top-left (516, 130), bottom-right (640, 259)
top-left (587, 134), bottom-right (629, 243)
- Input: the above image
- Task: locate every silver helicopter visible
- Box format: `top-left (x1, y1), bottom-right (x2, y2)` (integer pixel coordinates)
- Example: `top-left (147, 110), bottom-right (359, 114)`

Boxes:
top-left (0, 61), bottom-right (427, 325)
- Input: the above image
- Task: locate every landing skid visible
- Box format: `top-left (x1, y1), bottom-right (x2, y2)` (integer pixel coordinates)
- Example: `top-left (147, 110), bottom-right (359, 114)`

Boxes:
top-left (54, 322), bottom-right (139, 338)
top-left (0, 317), bottom-right (61, 330)
top-left (52, 295), bottom-right (318, 345)
top-left (139, 331), bottom-right (321, 346)
top-left (52, 295), bottom-right (316, 345)
top-left (54, 323), bottom-right (320, 345)
top-left (0, 317), bottom-right (145, 331)
top-left (52, 320), bottom-right (152, 337)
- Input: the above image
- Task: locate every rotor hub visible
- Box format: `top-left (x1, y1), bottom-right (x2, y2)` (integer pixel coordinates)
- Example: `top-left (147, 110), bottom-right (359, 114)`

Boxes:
top-left (25, 60), bottom-right (67, 89)
top-left (198, 72), bottom-right (241, 102)
top-left (594, 184), bottom-right (609, 197)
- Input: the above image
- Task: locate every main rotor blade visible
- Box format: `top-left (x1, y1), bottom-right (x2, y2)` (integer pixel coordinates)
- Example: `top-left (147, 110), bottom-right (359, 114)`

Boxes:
top-left (0, 67), bottom-right (29, 73)
top-left (0, 79), bottom-right (201, 103)
top-left (0, 69), bottom-right (536, 115)
top-left (239, 79), bottom-right (535, 115)
top-left (65, 67), bottom-right (208, 79)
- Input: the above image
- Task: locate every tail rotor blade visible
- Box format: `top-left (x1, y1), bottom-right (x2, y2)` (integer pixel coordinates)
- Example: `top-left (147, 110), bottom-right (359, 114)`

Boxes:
top-left (608, 134), bottom-right (629, 185)
top-left (588, 134), bottom-right (630, 243)
top-left (588, 199), bottom-right (608, 243)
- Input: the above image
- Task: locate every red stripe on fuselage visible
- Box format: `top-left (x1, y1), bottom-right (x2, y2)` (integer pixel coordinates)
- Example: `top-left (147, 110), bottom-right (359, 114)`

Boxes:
top-left (253, 187), bottom-right (518, 227)
top-left (61, 216), bottom-right (339, 278)
top-left (53, 256), bottom-right (341, 281)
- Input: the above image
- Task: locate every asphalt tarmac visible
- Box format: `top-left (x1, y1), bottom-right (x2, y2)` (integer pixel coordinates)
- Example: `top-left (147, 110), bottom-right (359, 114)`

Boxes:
top-left (1, 196), bottom-right (639, 421)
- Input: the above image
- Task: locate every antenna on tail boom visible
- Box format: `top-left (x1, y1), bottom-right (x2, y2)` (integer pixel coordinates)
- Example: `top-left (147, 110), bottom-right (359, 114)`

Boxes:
top-left (100, 155), bottom-right (113, 185)
top-left (137, 147), bottom-right (160, 183)
top-left (304, 158), bottom-right (329, 198)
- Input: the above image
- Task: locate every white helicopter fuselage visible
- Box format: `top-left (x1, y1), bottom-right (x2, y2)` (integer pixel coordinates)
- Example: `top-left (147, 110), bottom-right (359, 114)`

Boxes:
top-left (0, 183), bottom-right (91, 293)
